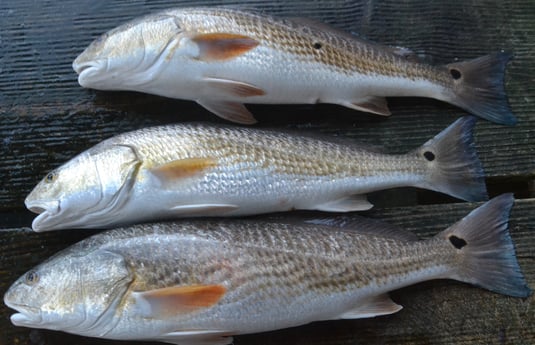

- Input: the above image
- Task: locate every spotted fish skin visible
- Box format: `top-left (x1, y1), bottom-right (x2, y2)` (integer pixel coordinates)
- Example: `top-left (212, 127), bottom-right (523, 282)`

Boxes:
top-left (5, 195), bottom-right (531, 344)
top-left (72, 7), bottom-right (516, 125)
top-left (25, 118), bottom-right (486, 231)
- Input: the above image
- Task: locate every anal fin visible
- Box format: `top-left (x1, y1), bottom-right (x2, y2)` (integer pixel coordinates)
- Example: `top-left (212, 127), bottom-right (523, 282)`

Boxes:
top-left (314, 195), bottom-right (373, 212)
top-left (340, 97), bottom-right (391, 116)
top-left (338, 294), bottom-right (402, 319)
top-left (197, 99), bottom-right (257, 124)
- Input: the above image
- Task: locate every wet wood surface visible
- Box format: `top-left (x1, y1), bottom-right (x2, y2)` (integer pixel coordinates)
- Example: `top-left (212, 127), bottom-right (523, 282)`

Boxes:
top-left (0, 0), bottom-right (534, 344)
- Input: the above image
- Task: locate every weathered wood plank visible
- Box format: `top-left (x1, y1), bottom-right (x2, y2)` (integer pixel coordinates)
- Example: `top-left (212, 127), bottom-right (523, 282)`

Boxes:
top-left (1, 199), bottom-right (533, 345)
top-left (0, 0), bottom-right (534, 209)
top-left (1, 0), bottom-right (534, 344)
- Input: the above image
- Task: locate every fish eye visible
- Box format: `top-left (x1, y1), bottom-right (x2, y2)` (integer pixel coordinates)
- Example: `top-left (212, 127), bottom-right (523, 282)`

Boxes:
top-left (25, 271), bottom-right (39, 285)
top-left (94, 32), bottom-right (108, 45)
top-left (45, 172), bottom-right (57, 183)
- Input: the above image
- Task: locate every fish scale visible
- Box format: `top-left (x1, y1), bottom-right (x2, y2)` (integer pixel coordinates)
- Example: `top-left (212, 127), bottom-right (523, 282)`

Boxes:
top-left (73, 7), bottom-right (516, 124)
top-left (175, 9), bottom-right (418, 78)
top-left (107, 221), bottom-right (416, 297)
top-left (118, 124), bottom-right (416, 177)
top-left (174, 8), bottom-right (442, 81)
top-left (5, 195), bottom-right (531, 344)
top-left (24, 119), bottom-right (486, 231)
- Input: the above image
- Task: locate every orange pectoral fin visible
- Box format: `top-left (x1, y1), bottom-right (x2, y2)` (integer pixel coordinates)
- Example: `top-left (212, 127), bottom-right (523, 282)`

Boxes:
top-left (192, 33), bottom-right (259, 61)
top-left (203, 77), bottom-right (265, 98)
top-left (136, 284), bottom-right (227, 318)
top-left (150, 157), bottom-right (217, 182)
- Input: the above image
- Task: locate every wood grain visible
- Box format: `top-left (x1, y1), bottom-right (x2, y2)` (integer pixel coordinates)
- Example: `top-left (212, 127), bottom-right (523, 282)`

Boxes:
top-left (0, 0), bottom-right (534, 344)
top-left (0, 0), bottom-right (534, 210)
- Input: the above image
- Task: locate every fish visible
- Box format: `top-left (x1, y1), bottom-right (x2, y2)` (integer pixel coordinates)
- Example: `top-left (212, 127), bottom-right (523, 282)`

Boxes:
top-left (25, 116), bottom-right (486, 231)
top-left (5, 194), bottom-right (531, 344)
top-left (72, 7), bottom-right (516, 125)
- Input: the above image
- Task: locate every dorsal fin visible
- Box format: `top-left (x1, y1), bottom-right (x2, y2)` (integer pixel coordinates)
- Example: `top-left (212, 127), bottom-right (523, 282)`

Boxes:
top-left (306, 215), bottom-right (419, 242)
top-left (286, 17), bottom-right (361, 41)
top-left (287, 17), bottom-right (421, 63)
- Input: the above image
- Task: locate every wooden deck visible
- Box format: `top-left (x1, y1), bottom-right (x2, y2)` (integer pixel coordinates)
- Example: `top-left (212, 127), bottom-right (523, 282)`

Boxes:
top-left (1, 0), bottom-right (533, 344)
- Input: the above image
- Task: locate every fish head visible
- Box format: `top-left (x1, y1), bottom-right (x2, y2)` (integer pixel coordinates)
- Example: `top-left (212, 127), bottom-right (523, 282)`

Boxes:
top-left (25, 152), bottom-right (102, 231)
top-left (25, 144), bottom-right (140, 231)
top-left (4, 247), bottom-right (133, 334)
top-left (73, 14), bottom-right (182, 90)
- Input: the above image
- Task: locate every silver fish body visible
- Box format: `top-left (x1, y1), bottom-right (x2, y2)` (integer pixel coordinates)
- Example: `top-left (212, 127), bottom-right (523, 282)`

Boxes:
top-left (25, 117), bottom-right (485, 231)
top-left (5, 195), bottom-right (531, 344)
top-left (73, 7), bottom-right (515, 125)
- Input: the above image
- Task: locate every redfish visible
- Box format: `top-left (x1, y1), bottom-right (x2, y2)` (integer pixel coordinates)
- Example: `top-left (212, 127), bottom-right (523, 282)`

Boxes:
top-left (25, 117), bottom-right (486, 231)
top-left (73, 7), bottom-right (516, 125)
top-left (5, 194), bottom-right (531, 344)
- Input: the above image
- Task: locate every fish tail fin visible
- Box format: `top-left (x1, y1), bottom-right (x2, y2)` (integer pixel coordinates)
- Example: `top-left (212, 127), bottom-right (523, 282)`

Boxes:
top-left (416, 116), bottom-right (487, 202)
top-left (444, 52), bottom-right (516, 125)
top-left (436, 194), bottom-right (531, 297)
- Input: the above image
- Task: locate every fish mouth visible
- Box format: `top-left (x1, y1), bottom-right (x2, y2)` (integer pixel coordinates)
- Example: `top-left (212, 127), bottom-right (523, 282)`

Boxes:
top-left (73, 63), bottom-right (93, 75)
top-left (4, 300), bottom-right (43, 326)
top-left (72, 52), bottom-right (97, 74)
top-left (25, 200), bottom-right (60, 232)
top-left (10, 312), bottom-right (43, 326)
top-left (72, 58), bottom-right (106, 87)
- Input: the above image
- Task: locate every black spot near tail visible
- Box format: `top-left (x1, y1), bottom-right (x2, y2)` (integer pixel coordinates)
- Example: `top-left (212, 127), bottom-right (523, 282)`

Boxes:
top-left (449, 235), bottom-right (467, 249)
top-left (436, 194), bottom-right (532, 298)
top-left (417, 116), bottom-right (487, 202)
top-left (445, 52), bottom-right (517, 125)
top-left (449, 68), bottom-right (462, 80)
top-left (423, 151), bottom-right (435, 161)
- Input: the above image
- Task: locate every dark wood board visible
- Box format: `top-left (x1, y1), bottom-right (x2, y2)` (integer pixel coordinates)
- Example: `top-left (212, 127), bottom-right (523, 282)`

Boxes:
top-left (1, 0), bottom-right (534, 210)
top-left (0, 0), bottom-right (534, 344)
